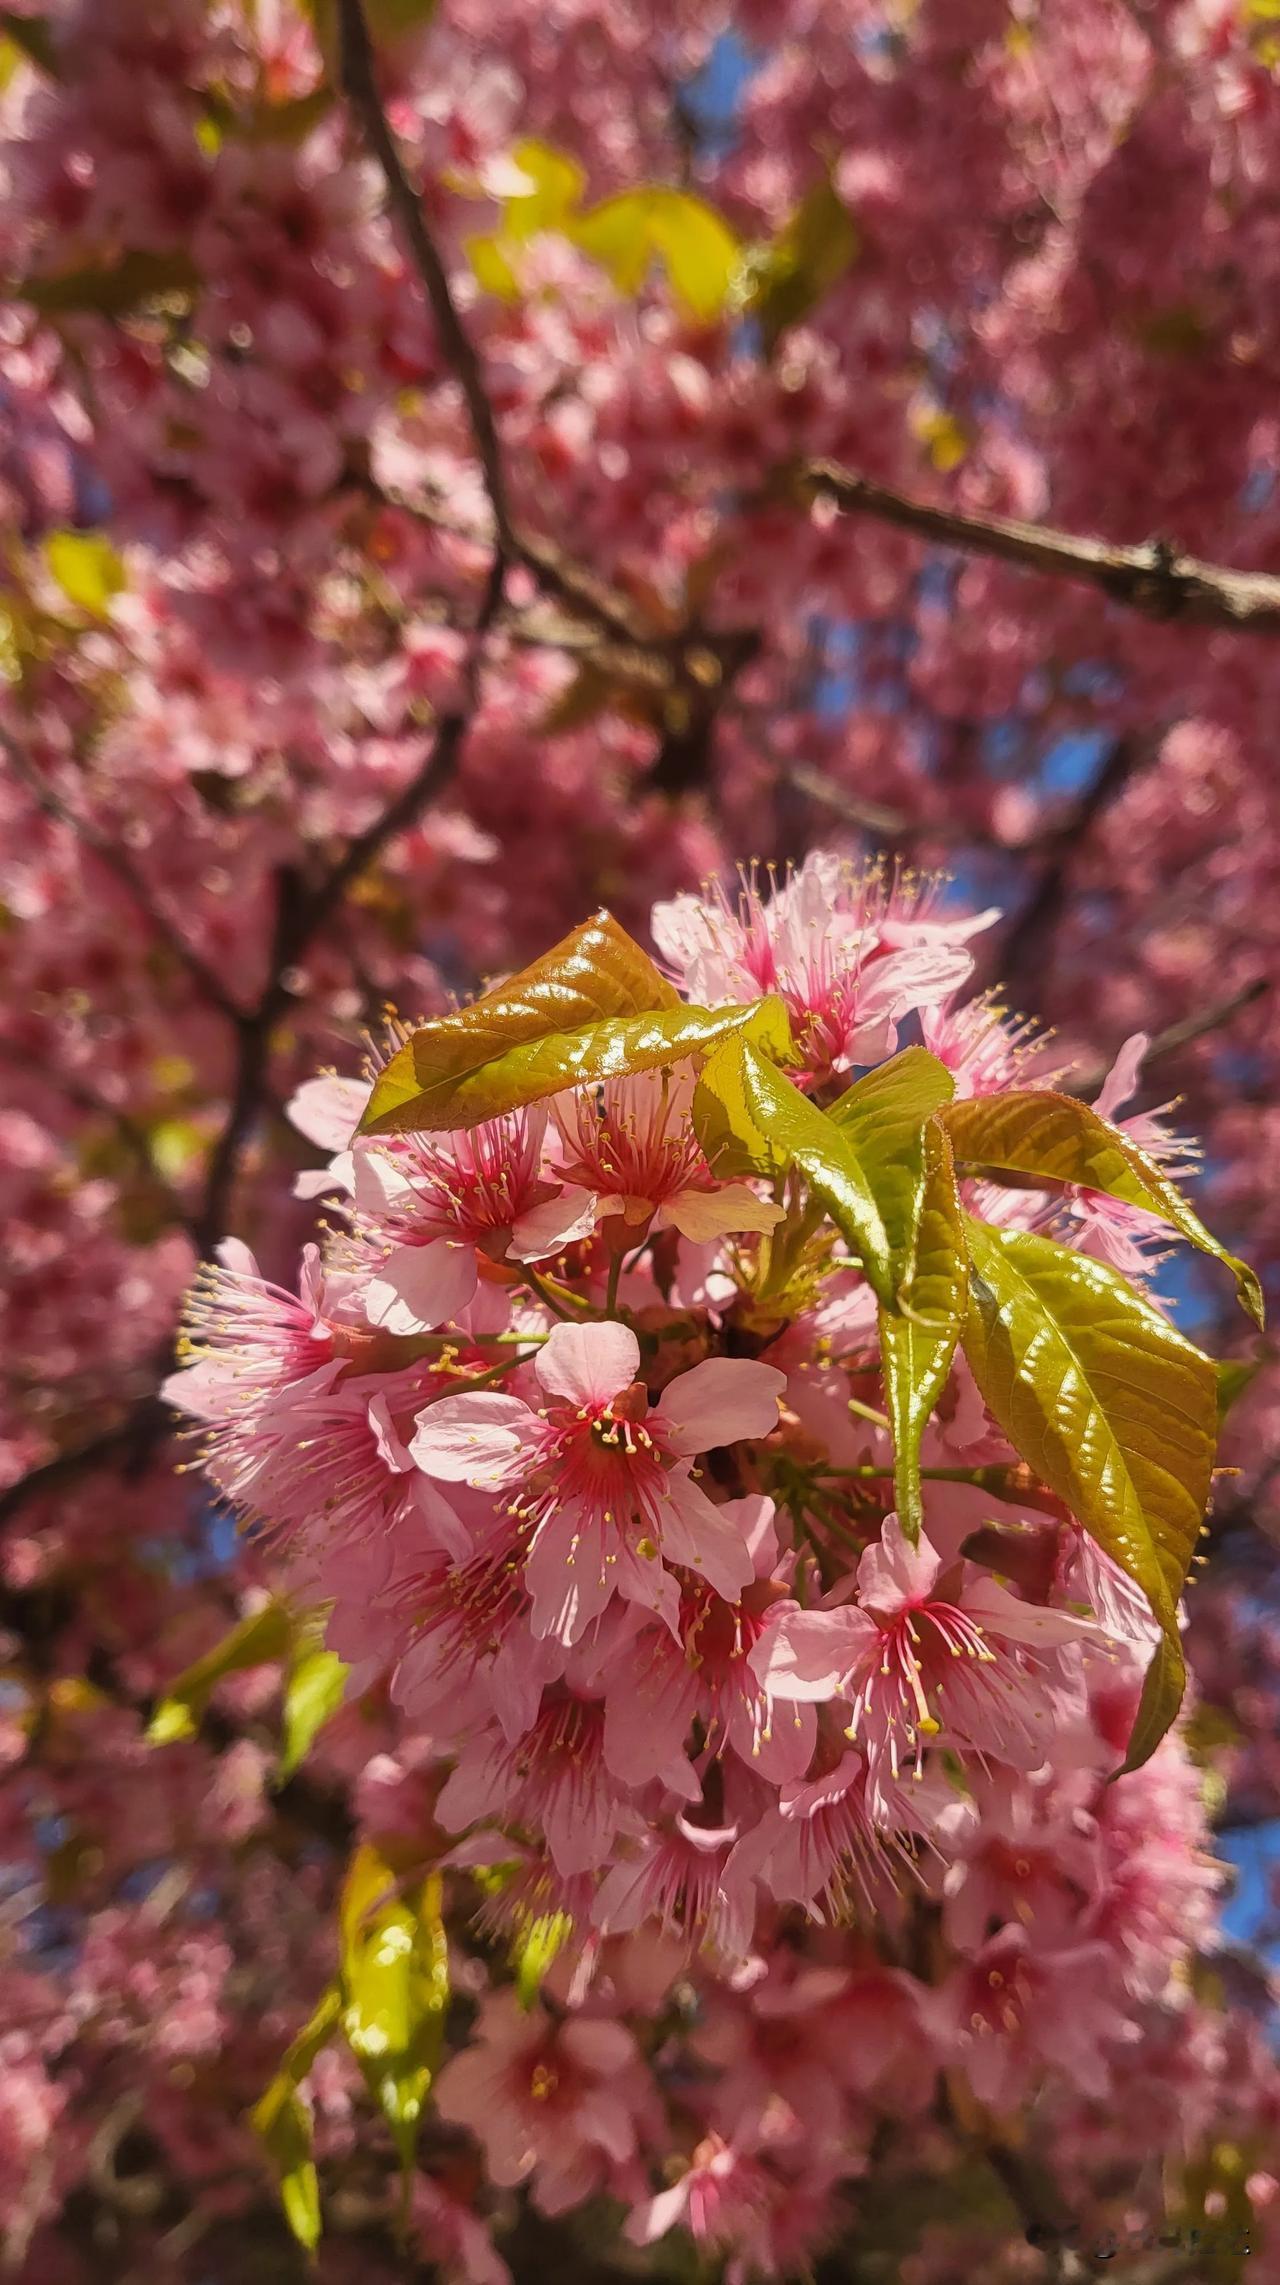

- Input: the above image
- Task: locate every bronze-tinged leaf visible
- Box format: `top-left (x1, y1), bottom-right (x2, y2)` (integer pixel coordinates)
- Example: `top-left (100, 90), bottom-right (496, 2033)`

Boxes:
top-left (942, 1088), bottom-right (1263, 1328)
top-left (878, 1123), bottom-right (968, 1543)
top-left (360, 910), bottom-right (679, 1134)
top-left (960, 1218), bottom-right (1218, 1770)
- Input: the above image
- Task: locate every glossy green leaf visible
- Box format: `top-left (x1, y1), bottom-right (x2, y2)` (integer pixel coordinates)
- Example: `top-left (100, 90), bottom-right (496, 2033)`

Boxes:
top-left (742, 170), bottom-right (860, 350)
top-left (15, 248), bottom-right (200, 316)
top-left (250, 1984), bottom-right (342, 2253)
top-left (692, 1029), bottom-right (786, 1181)
top-left (877, 1123), bottom-right (968, 1543)
top-left (340, 1849), bottom-right (449, 2175)
top-left (360, 909), bottom-right (677, 1135)
top-left (571, 188), bottom-right (742, 321)
top-left (826, 1048), bottom-right (957, 1272)
top-left (148, 1600), bottom-right (292, 1745)
top-left (44, 530), bottom-right (126, 619)
top-left (942, 1088), bottom-right (1263, 1328)
top-left (280, 1644), bottom-right (348, 1779)
top-left (960, 1218), bottom-right (1218, 1769)
top-left (729, 1042), bottom-right (896, 1303)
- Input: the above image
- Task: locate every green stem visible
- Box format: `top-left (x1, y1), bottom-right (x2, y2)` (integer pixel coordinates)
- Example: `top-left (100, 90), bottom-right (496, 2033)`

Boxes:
top-left (822, 1464), bottom-right (1029, 1492)
top-left (522, 1267), bottom-right (590, 1322)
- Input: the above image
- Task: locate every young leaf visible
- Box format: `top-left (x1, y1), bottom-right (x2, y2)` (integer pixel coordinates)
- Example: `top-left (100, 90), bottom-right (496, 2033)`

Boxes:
top-left (360, 909), bottom-right (678, 1134)
top-left (16, 248), bottom-right (200, 316)
top-left (340, 1849), bottom-right (449, 2177)
top-left (44, 530), bottom-right (126, 619)
top-left (250, 1984), bottom-right (343, 2253)
top-left (572, 188), bottom-right (742, 322)
top-left (960, 1218), bottom-right (1218, 1769)
top-left (826, 1047), bottom-right (957, 1272)
top-left (148, 1600), bottom-right (292, 1745)
top-left (877, 1123), bottom-right (968, 1543)
top-left (692, 1029), bottom-right (788, 1181)
top-left (742, 170), bottom-right (860, 351)
top-left (280, 1645), bottom-right (348, 1780)
top-left (730, 1043), bottom-right (896, 1303)
top-left (942, 1089), bottom-right (1263, 1328)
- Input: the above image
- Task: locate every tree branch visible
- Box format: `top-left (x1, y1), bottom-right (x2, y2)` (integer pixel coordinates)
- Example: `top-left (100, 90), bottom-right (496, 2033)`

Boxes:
top-left (799, 460), bottom-right (1280, 634)
top-left (335, 0), bottom-right (514, 557)
top-left (996, 732), bottom-right (1152, 986)
top-left (1069, 976), bottom-right (1270, 1099)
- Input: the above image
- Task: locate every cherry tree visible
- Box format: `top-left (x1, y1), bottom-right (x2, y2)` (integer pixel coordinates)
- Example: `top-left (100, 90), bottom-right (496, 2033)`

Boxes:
top-left (1, 1), bottom-right (1278, 2279)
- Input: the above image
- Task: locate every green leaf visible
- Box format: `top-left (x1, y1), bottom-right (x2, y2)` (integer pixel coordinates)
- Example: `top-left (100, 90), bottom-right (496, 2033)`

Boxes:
top-left (960, 1218), bottom-right (1218, 1770)
top-left (728, 1042), bottom-right (897, 1303)
top-left (877, 1124), bottom-right (968, 1543)
top-left (942, 1088), bottom-right (1263, 1329)
top-left (15, 248), bottom-right (200, 316)
top-left (43, 530), bottom-right (126, 619)
top-left (360, 913), bottom-right (793, 1136)
top-left (512, 1909), bottom-right (572, 2010)
top-left (742, 170), bottom-right (860, 350)
top-left (1216, 1355), bottom-right (1260, 1424)
top-left (826, 1048), bottom-right (957, 1272)
top-left (250, 1985), bottom-right (343, 2253)
top-left (571, 188), bottom-right (742, 321)
top-left (148, 1601), bottom-right (292, 1745)
top-left (280, 1645), bottom-right (348, 1779)
top-left (503, 138), bottom-right (587, 239)
top-left (692, 1030), bottom-right (787, 1182)
top-left (340, 1849), bottom-right (449, 2177)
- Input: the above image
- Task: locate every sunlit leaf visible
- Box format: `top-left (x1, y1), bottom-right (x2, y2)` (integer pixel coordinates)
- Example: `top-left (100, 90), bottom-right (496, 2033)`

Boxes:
top-left (826, 1048), bottom-right (956, 1271)
top-left (572, 188), bottom-right (742, 321)
top-left (878, 1124), bottom-right (968, 1542)
top-left (0, 11), bottom-right (58, 76)
top-left (693, 1029), bottom-right (787, 1182)
top-left (504, 137), bottom-right (586, 239)
top-left (727, 1042), bottom-right (897, 1303)
top-left (512, 1909), bottom-right (572, 2010)
top-left (251, 1985), bottom-right (343, 2253)
top-left (15, 248), bottom-right (200, 316)
top-left (43, 530), bottom-right (126, 620)
top-left (960, 1218), bottom-right (1217, 1769)
top-left (361, 914), bottom-right (791, 1135)
top-left (464, 230), bottom-right (522, 300)
top-left (942, 1088), bottom-right (1263, 1327)
top-left (280, 1643), bottom-right (348, 1779)
top-left (148, 1601), bottom-right (292, 1745)
top-left (742, 170), bottom-right (860, 349)
top-left (340, 1848), bottom-right (449, 2176)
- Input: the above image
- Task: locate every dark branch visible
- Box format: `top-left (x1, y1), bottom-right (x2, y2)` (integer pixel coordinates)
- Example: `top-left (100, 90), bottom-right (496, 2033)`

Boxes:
top-left (335, 0), bottom-right (514, 556)
top-left (800, 460), bottom-right (1280, 634)
top-left (996, 732), bottom-right (1151, 987)
top-left (1069, 976), bottom-right (1270, 1099)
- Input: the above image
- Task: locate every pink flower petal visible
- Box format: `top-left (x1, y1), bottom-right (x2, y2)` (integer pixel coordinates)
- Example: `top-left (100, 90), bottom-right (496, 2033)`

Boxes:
top-left (409, 1391), bottom-right (531, 1484)
top-left (662, 1183), bottom-right (783, 1243)
top-left (365, 1239), bottom-right (478, 1335)
top-left (535, 1319), bottom-right (640, 1407)
top-left (659, 1357), bottom-right (785, 1455)
top-left (286, 1073), bottom-right (369, 1151)
top-left (508, 1186), bottom-right (598, 1262)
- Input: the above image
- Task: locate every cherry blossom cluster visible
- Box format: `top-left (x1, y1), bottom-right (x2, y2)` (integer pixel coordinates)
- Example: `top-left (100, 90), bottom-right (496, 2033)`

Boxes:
top-left (163, 854), bottom-right (1270, 2273)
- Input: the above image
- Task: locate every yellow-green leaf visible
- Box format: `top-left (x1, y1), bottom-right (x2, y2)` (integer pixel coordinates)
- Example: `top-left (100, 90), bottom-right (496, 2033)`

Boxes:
top-left (877, 1124), bottom-right (968, 1543)
top-left (148, 1601), bottom-right (292, 1745)
top-left (43, 530), bottom-right (126, 619)
top-left (280, 1646), bottom-right (348, 1779)
top-left (942, 1088), bottom-right (1263, 1328)
top-left (504, 138), bottom-right (587, 239)
top-left (340, 1849), bottom-right (449, 2175)
top-left (0, 11), bottom-right (58, 76)
top-left (731, 1042), bottom-right (896, 1303)
top-left (512, 1909), bottom-right (572, 2009)
top-left (960, 1218), bottom-right (1218, 1770)
top-left (693, 1029), bottom-right (787, 1182)
top-left (826, 1048), bottom-right (957, 1274)
top-left (464, 230), bottom-right (522, 300)
top-left (251, 1985), bottom-right (343, 2254)
top-left (742, 171), bottom-right (860, 350)
top-left (572, 188), bottom-right (742, 321)
top-left (15, 248), bottom-right (200, 316)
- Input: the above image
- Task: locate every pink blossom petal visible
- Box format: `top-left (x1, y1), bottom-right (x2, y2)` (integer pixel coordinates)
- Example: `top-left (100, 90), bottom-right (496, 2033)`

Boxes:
top-left (856, 1513), bottom-right (942, 1614)
top-left (409, 1391), bottom-right (532, 1484)
top-left (753, 1605), bottom-right (871, 1702)
top-left (365, 1239), bottom-right (478, 1335)
top-left (286, 1073), bottom-right (369, 1151)
top-left (658, 1474), bottom-right (756, 1603)
top-left (659, 1357), bottom-right (785, 1455)
top-left (662, 1183), bottom-right (784, 1243)
top-left (508, 1186), bottom-right (599, 1262)
top-left (535, 1319), bottom-right (640, 1406)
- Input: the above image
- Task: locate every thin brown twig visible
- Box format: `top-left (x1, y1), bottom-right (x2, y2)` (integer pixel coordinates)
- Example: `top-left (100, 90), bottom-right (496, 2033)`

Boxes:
top-left (799, 459), bottom-right (1280, 634)
top-left (334, 0), bottom-right (513, 556)
top-left (1069, 976), bottom-right (1270, 1099)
